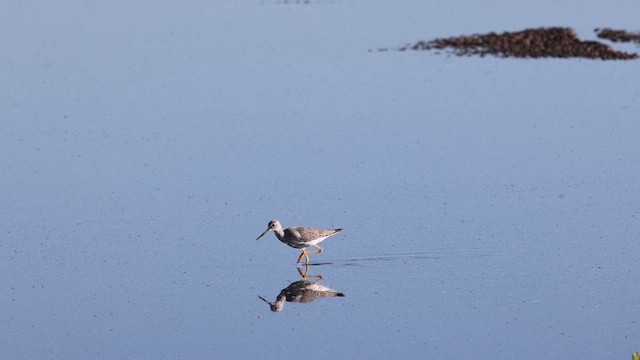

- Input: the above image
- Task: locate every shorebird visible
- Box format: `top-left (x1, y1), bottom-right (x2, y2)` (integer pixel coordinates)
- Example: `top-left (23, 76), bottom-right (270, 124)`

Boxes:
top-left (255, 220), bottom-right (342, 264)
top-left (258, 278), bottom-right (345, 312)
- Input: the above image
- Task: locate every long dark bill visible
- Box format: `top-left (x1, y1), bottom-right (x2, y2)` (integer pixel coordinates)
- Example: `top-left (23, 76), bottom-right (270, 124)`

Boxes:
top-left (256, 229), bottom-right (269, 240)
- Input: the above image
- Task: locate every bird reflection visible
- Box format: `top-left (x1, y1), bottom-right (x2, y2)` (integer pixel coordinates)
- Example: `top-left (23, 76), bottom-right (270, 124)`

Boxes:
top-left (258, 266), bottom-right (345, 312)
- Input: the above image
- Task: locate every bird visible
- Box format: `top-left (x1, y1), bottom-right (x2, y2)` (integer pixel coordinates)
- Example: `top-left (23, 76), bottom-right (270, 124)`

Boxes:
top-left (256, 220), bottom-right (342, 264)
top-left (258, 278), bottom-right (345, 312)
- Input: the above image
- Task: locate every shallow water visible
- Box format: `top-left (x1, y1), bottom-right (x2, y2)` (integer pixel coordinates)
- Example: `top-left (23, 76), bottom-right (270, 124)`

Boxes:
top-left (1, 1), bottom-right (640, 359)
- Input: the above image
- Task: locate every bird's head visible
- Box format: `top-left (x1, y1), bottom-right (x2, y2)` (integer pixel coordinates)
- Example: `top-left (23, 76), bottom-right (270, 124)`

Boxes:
top-left (258, 295), bottom-right (284, 312)
top-left (256, 220), bottom-right (281, 240)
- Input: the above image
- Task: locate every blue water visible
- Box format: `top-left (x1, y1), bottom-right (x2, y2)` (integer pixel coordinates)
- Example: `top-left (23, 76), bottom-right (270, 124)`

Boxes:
top-left (2, 1), bottom-right (639, 359)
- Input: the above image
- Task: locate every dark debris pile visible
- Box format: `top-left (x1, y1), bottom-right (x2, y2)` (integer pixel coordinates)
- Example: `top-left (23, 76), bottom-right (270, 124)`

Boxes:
top-left (596, 28), bottom-right (640, 43)
top-left (400, 27), bottom-right (638, 60)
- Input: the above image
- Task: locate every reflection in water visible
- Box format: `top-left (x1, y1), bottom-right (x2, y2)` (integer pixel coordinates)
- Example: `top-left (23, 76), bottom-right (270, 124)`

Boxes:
top-left (258, 266), bottom-right (345, 312)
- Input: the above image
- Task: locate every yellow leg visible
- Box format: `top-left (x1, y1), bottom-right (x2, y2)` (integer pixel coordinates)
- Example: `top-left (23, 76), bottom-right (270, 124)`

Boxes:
top-left (306, 245), bottom-right (323, 255)
top-left (297, 265), bottom-right (324, 280)
top-left (296, 245), bottom-right (323, 264)
top-left (297, 265), bottom-right (309, 277)
top-left (296, 251), bottom-right (308, 264)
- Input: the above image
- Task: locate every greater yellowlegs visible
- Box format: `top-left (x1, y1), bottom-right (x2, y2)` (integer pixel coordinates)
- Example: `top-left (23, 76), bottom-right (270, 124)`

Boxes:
top-left (255, 220), bottom-right (342, 264)
top-left (258, 278), bottom-right (345, 312)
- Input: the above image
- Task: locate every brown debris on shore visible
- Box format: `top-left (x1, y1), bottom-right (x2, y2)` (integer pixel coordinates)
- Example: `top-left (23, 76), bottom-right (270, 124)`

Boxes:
top-left (596, 28), bottom-right (640, 43)
top-left (400, 27), bottom-right (638, 60)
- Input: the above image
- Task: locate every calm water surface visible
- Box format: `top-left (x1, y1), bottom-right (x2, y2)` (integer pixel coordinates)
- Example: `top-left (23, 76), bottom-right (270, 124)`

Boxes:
top-left (1, 1), bottom-right (639, 359)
